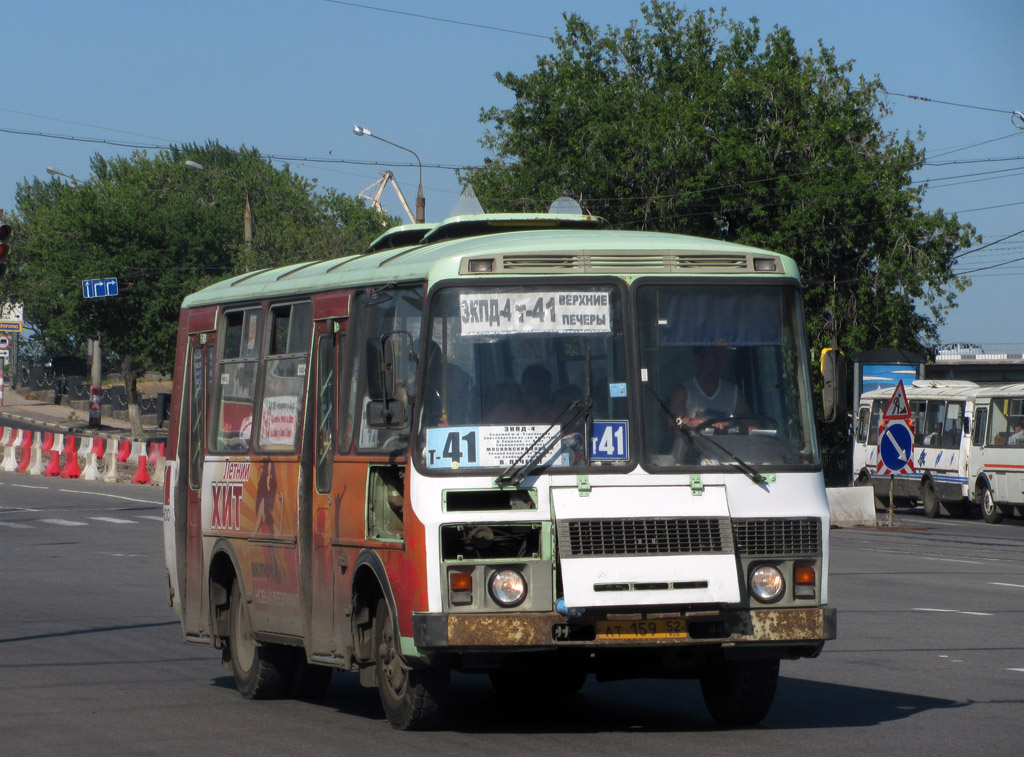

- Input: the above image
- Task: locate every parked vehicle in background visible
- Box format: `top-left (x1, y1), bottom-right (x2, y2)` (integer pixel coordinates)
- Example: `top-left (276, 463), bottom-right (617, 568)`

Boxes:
top-left (966, 383), bottom-right (1024, 523)
top-left (853, 380), bottom-right (978, 517)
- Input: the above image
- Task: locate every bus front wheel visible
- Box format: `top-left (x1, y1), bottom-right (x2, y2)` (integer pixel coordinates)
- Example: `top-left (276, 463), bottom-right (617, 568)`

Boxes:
top-left (700, 658), bottom-right (779, 727)
top-left (375, 599), bottom-right (450, 730)
top-left (922, 482), bottom-right (941, 519)
top-left (981, 487), bottom-right (1003, 524)
top-left (228, 581), bottom-right (288, 699)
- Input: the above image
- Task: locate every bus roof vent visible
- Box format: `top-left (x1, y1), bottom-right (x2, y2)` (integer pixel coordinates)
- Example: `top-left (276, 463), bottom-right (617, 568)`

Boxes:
top-left (673, 254), bottom-right (749, 270)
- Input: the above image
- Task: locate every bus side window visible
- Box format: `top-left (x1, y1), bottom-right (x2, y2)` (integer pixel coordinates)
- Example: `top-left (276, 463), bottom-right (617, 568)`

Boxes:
top-left (212, 307), bottom-right (261, 452)
top-left (973, 406), bottom-right (988, 446)
top-left (257, 301), bottom-right (311, 452)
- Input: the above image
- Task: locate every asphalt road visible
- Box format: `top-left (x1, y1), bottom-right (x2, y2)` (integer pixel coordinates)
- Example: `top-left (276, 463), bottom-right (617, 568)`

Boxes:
top-left (2, 474), bottom-right (1021, 755)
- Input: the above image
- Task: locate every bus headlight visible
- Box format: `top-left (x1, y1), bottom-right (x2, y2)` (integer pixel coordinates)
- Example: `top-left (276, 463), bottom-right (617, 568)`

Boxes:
top-left (749, 565), bottom-right (785, 602)
top-left (489, 569), bottom-right (527, 607)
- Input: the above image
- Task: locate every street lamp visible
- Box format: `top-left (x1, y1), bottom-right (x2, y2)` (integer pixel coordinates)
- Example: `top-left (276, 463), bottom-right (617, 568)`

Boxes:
top-left (47, 165), bottom-right (101, 426)
top-left (46, 166), bottom-right (86, 185)
top-left (353, 125), bottom-right (425, 223)
top-left (184, 160), bottom-right (252, 248)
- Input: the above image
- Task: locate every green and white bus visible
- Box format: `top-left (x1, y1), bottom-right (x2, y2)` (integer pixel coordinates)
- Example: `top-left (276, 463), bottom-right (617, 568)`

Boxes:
top-left (164, 208), bottom-right (837, 730)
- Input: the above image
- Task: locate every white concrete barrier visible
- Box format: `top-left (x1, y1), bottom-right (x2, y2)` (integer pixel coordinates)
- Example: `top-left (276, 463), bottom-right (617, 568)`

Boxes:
top-left (827, 486), bottom-right (877, 527)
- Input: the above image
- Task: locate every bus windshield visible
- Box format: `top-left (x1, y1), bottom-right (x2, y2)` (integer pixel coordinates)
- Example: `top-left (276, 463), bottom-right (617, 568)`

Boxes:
top-left (417, 284), bottom-right (628, 473)
top-left (638, 283), bottom-right (818, 469)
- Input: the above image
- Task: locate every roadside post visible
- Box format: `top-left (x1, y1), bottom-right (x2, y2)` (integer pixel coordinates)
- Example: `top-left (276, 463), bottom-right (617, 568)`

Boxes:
top-left (83, 277), bottom-right (119, 428)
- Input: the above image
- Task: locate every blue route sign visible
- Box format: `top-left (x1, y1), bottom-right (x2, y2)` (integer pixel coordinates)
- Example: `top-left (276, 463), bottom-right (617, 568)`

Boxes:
top-left (82, 277), bottom-right (119, 299)
top-left (879, 419), bottom-right (914, 473)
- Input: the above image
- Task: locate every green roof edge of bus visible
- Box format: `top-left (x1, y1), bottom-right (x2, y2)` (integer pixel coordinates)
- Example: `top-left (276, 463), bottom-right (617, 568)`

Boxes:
top-left (180, 219), bottom-right (801, 309)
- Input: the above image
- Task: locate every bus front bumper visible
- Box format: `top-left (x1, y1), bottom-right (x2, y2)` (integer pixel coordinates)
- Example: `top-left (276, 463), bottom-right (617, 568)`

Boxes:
top-left (413, 606), bottom-right (836, 650)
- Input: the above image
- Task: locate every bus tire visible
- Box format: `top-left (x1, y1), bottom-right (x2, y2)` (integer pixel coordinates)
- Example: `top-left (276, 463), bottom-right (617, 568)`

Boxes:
top-left (981, 487), bottom-right (1003, 524)
top-left (375, 598), bottom-right (450, 730)
top-left (700, 658), bottom-right (779, 727)
top-left (922, 482), bottom-right (941, 519)
top-left (228, 581), bottom-right (288, 699)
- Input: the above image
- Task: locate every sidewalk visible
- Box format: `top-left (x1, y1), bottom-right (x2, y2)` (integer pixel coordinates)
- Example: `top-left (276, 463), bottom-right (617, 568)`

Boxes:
top-left (0, 387), bottom-right (167, 441)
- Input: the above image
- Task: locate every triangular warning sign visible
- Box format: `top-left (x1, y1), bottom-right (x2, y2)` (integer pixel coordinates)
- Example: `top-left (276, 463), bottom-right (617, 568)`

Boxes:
top-left (882, 380), bottom-right (911, 420)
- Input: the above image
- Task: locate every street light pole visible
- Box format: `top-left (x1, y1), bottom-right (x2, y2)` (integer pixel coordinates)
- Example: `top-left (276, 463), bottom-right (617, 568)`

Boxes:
top-left (47, 165), bottom-right (103, 427)
top-left (184, 160), bottom-right (252, 248)
top-left (353, 125), bottom-right (425, 223)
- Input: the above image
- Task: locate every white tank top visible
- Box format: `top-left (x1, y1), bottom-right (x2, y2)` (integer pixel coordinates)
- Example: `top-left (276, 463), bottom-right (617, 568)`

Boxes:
top-left (682, 376), bottom-right (738, 421)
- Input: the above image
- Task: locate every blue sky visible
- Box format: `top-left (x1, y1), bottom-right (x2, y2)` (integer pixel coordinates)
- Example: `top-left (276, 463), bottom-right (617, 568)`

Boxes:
top-left (3, 1), bottom-right (1022, 346)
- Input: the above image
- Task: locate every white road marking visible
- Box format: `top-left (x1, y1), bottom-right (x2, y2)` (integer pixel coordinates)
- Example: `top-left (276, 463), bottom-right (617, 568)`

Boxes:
top-left (989, 582), bottom-right (1024, 589)
top-left (10, 483), bottom-right (48, 490)
top-left (88, 517), bottom-right (138, 524)
top-left (918, 556), bottom-right (985, 565)
top-left (57, 488), bottom-right (160, 505)
top-left (138, 516), bottom-right (164, 522)
top-left (1008, 668), bottom-right (1024, 673)
top-left (39, 519), bottom-right (89, 526)
top-left (914, 607), bottom-right (992, 616)
top-left (0, 521), bottom-right (33, 528)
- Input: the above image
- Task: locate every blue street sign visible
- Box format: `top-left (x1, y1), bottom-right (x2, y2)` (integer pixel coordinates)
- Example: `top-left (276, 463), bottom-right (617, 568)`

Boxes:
top-left (82, 277), bottom-right (119, 299)
top-left (879, 419), bottom-right (914, 472)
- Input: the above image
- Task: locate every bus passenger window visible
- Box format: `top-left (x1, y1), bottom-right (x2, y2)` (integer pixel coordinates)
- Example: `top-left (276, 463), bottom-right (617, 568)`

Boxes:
top-left (213, 307), bottom-right (261, 452)
top-left (257, 302), bottom-right (311, 452)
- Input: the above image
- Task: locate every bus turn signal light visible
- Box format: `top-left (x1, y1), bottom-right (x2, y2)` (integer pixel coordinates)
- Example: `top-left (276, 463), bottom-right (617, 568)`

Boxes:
top-left (794, 565), bottom-right (816, 585)
top-left (450, 571), bottom-right (473, 592)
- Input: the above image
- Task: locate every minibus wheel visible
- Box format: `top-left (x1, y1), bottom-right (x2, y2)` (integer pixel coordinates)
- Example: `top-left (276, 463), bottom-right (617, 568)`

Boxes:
top-left (700, 658), bottom-right (779, 727)
top-left (921, 482), bottom-right (941, 519)
top-left (228, 581), bottom-right (288, 699)
top-left (980, 487), bottom-right (1003, 524)
top-left (374, 599), bottom-right (450, 730)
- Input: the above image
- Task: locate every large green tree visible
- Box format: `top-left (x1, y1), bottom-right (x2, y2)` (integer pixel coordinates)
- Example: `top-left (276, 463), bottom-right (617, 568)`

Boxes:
top-left (6, 141), bottom-right (388, 434)
top-left (465, 2), bottom-right (976, 360)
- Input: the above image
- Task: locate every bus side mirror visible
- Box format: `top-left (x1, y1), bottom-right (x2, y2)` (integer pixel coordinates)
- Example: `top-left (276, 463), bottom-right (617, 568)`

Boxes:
top-left (366, 332), bottom-right (414, 429)
top-left (821, 348), bottom-right (847, 424)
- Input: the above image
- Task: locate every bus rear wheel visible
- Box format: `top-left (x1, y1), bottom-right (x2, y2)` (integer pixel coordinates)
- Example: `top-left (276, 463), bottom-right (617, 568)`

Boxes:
top-left (375, 599), bottom-right (450, 730)
top-left (981, 487), bottom-right (1003, 524)
top-left (228, 581), bottom-right (289, 699)
top-left (700, 658), bottom-right (779, 727)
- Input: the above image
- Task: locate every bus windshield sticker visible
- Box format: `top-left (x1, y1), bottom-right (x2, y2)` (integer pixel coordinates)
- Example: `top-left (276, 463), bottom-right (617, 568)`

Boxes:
top-left (590, 421), bottom-right (628, 461)
top-left (459, 291), bottom-right (611, 335)
top-left (608, 382), bottom-right (627, 398)
top-left (424, 425), bottom-right (566, 469)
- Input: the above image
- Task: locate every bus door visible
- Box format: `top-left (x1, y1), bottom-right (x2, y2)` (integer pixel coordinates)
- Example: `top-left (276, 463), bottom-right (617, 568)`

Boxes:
top-left (185, 325), bottom-right (215, 638)
top-left (309, 311), bottom-right (346, 658)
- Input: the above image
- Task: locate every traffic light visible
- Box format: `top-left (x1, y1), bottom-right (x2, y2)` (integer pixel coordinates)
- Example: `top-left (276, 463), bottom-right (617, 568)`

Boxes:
top-left (0, 224), bottom-right (11, 278)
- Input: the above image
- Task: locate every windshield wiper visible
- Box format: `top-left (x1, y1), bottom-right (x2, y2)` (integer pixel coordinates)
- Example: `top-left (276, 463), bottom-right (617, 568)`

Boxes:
top-left (644, 384), bottom-right (765, 485)
top-left (496, 397), bottom-right (593, 487)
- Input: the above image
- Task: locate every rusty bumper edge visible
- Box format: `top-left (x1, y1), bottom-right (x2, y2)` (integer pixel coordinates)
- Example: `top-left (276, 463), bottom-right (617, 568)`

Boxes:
top-left (413, 607), bottom-right (836, 649)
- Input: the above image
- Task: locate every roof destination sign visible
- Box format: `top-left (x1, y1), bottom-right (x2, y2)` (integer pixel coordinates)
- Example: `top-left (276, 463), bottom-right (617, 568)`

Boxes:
top-left (460, 291), bottom-right (611, 335)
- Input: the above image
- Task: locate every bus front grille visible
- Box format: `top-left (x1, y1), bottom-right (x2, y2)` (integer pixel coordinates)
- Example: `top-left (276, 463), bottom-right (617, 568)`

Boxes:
top-left (557, 517), bottom-right (733, 558)
top-left (732, 517), bottom-right (821, 557)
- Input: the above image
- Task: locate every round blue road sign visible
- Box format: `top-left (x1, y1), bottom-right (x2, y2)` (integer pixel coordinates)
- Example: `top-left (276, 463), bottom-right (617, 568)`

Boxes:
top-left (879, 420), bottom-right (914, 472)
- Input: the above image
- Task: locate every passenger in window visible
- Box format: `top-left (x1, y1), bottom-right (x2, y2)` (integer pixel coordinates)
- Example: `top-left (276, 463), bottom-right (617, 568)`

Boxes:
top-left (484, 364), bottom-right (558, 424)
top-left (1009, 422), bottom-right (1024, 446)
top-left (923, 423), bottom-right (942, 447)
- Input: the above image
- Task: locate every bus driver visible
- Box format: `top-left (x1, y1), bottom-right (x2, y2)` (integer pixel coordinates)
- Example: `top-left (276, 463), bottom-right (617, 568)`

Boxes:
top-left (669, 343), bottom-right (751, 430)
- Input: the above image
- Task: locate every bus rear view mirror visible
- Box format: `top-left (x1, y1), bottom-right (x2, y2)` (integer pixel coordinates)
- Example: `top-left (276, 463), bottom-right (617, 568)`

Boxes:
top-left (366, 398), bottom-right (408, 429)
top-left (821, 348), bottom-right (847, 424)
